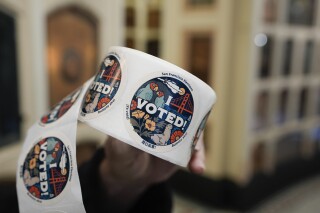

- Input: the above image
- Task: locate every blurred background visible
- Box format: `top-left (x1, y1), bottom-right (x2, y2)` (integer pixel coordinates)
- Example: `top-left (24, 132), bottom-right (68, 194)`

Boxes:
top-left (1, 0), bottom-right (320, 212)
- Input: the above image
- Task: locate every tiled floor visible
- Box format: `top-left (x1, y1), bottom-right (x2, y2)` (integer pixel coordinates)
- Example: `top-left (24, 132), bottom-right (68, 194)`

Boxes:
top-left (252, 174), bottom-right (320, 213)
top-left (173, 174), bottom-right (320, 213)
top-left (173, 194), bottom-right (237, 213)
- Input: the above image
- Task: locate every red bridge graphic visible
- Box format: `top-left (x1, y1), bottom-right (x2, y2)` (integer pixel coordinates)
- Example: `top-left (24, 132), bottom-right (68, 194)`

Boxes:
top-left (170, 93), bottom-right (193, 114)
top-left (50, 168), bottom-right (67, 196)
top-left (101, 62), bottom-right (121, 82)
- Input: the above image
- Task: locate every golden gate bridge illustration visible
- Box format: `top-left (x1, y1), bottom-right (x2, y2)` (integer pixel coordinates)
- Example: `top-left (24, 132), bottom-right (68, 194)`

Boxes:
top-left (170, 93), bottom-right (193, 115)
top-left (100, 62), bottom-right (121, 82)
top-left (50, 168), bottom-right (67, 197)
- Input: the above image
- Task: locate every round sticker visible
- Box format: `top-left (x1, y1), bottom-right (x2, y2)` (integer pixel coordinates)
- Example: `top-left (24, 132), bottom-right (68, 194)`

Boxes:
top-left (80, 54), bottom-right (122, 118)
top-left (127, 76), bottom-right (194, 151)
top-left (22, 137), bottom-right (71, 201)
top-left (192, 111), bottom-right (210, 149)
top-left (40, 88), bottom-right (82, 125)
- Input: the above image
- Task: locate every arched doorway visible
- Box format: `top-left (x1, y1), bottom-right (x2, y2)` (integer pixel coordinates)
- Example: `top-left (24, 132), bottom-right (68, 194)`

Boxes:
top-left (47, 6), bottom-right (98, 106)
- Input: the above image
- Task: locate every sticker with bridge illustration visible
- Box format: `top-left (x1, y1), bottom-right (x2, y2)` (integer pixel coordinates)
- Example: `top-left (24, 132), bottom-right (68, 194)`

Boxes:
top-left (80, 53), bottom-right (122, 119)
top-left (126, 75), bottom-right (194, 152)
top-left (40, 87), bottom-right (82, 126)
top-left (21, 136), bottom-right (71, 202)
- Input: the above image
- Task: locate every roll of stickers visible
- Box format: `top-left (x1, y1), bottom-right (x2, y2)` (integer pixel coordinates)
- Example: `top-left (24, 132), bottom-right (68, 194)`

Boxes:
top-left (16, 79), bottom-right (91, 213)
top-left (16, 47), bottom-right (216, 212)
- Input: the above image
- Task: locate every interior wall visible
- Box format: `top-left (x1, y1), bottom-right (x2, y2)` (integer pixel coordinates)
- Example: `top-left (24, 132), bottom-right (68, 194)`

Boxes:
top-left (0, 0), bottom-right (125, 179)
top-left (161, 0), bottom-right (234, 179)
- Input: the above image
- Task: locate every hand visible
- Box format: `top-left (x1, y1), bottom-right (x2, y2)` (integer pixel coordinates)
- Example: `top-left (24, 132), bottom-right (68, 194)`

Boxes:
top-left (99, 133), bottom-right (206, 211)
top-left (188, 132), bottom-right (206, 174)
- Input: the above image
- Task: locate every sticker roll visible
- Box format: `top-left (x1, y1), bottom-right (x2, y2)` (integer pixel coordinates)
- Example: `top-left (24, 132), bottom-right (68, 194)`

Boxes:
top-left (16, 80), bottom-right (92, 213)
top-left (79, 46), bottom-right (216, 167)
top-left (17, 47), bottom-right (216, 212)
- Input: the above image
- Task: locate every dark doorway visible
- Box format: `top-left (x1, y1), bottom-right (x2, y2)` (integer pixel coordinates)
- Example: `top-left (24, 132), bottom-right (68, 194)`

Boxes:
top-left (0, 11), bottom-right (20, 146)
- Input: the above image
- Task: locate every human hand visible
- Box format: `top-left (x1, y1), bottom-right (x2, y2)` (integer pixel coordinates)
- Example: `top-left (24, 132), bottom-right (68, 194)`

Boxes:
top-left (101, 132), bottom-right (206, 181)
top-left (188, 132), bottom-right (206, 174)
top-left (98, 133), bottom-right (206, 211)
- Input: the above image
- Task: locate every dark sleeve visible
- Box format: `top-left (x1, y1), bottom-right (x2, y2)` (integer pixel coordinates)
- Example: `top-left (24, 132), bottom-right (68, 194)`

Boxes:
top-left (78, 148), bottom-right (173, 213)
